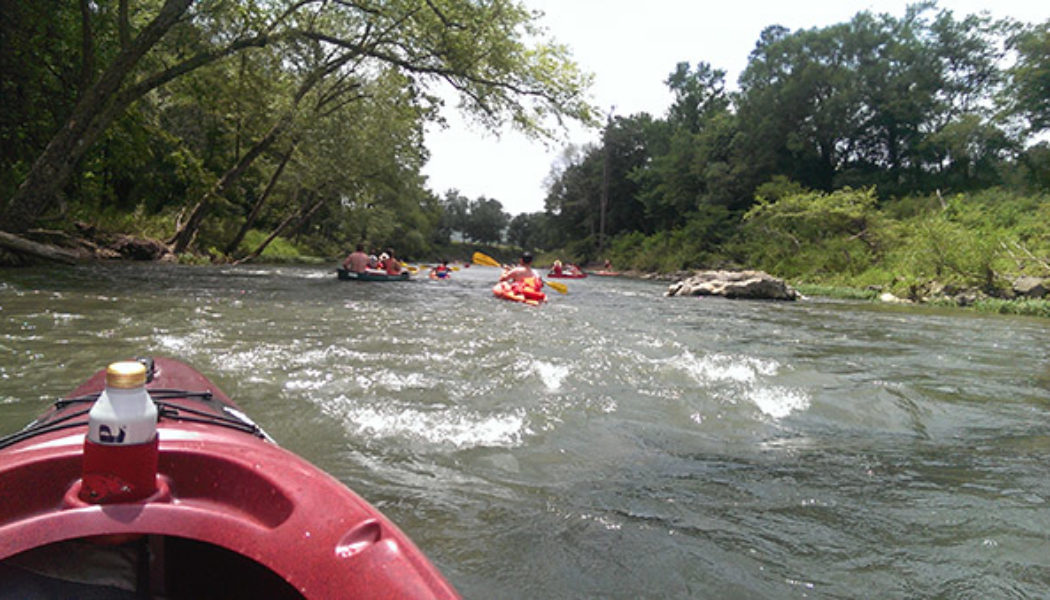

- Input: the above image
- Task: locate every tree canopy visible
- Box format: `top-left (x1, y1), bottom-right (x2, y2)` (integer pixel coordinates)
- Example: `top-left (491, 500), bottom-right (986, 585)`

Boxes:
top-left (1, 0), bottom-right (593, 261)
top-left (538, 4), bottom-right (1049, 271)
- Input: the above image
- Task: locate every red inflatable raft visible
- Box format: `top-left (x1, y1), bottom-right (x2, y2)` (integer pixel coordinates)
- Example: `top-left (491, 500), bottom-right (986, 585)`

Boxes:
top-left (546, 272), bottom-right (586, 279)
top-left (492, 277), bottom-right (546, 306)
top-left (0, 357), bottom-right (459, 599)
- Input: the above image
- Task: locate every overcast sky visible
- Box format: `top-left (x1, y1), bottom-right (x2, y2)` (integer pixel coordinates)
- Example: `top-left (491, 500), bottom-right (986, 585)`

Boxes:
top-left (421, 0), bottom-right (1049, 216)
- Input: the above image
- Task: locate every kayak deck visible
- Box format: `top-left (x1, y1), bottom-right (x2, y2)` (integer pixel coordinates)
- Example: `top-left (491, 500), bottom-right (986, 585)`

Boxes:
top-left (0, 357), bottom-right (458, 599)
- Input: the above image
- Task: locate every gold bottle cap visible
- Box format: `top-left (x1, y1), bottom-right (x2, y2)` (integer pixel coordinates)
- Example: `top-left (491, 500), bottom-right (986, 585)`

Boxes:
top-left (106, 361), bottom-right (147, 389)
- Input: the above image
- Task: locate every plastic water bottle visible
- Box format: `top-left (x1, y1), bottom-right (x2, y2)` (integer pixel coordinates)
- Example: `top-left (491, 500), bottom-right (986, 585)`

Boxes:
top-left (80, 360), bottom-right (159, 503)
top-left (87, 361), bottom-right (158, 445)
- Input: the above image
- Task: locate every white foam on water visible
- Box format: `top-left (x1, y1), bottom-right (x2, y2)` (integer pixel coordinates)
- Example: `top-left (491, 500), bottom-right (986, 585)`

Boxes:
top-left (357, 369), bottom-right (429, 392)
top-left (338, 401), bottom-right (529, 449)
top-left (579, 512), bottom-right (623, 531)
top-left (749, 386), bottom-right (811, 419)
top-left (213, 345), bottom-right (287, 371)
top-left (230, 269), bottom-right (273, 277)
top-left (298, 270), bottom-right (331, 280)
top-left (155, 334), bottom-right (194, 353)
top-left (532, 360), bottom-right (570, 391)
top-left (672, 350), bottom-right (766, 385)
top-left (669, 351), bottom-right (809, 420)
top-left (283, 368), bottom-right (333, 391)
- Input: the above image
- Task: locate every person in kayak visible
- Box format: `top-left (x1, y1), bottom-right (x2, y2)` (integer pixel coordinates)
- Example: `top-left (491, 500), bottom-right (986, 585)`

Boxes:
top-left (429, 260), bottom-right (451, 279)
top-left (550, 259), bottom-right (563, 276)
top-left (500, 251), bottom-right (539, 283)
top-left (383, 248), bottom-right (403, 275)
top-left (493, 251), bottom-right (546, 304)
top-left (342, 243), bottom-right (370, 273)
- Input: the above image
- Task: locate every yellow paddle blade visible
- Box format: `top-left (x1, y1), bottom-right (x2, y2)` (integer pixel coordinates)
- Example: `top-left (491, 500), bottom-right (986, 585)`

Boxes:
top-left (545, 279), bottom-right (568, 294)
top-left (472, 251), bottom-right (502, 267)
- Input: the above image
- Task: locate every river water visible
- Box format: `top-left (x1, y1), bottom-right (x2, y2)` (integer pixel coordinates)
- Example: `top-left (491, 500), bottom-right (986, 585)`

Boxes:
top-left (2, 262), bottom-right (1049, 599)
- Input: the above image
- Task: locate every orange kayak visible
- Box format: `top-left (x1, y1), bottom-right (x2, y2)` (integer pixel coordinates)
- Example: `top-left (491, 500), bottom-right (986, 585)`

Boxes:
top-left (492, 277), bottom-right (546, 305)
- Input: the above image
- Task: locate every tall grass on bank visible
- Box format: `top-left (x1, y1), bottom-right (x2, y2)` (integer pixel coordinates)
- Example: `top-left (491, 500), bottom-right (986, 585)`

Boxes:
top-left (793, 284), bottom-right (881, 301)
top-left (937, 297), bottom-right (1050, 318)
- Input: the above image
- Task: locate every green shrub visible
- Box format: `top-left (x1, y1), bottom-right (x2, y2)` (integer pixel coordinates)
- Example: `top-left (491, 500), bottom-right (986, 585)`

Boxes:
top-left (793, 283), bottom-right (880, 300)
top-left (971, 298), bottom-right (1050, 318)
top-left (237, 229), bottom-right (303, 262)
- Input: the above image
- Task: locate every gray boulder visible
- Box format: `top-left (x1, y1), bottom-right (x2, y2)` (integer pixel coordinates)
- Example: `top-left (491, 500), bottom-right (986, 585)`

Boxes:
top-left (1013, 276), bottom-right (1048, 299)
top-left (666, 270), bottom-right (798, 300)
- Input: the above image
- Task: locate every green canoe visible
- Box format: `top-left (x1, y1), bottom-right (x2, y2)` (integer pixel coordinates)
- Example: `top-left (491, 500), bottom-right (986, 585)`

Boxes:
top-left (336, 268), bottom-right (410, 281)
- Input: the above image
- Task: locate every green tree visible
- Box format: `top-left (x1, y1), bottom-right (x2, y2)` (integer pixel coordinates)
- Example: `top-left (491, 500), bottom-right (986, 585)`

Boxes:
top-left (437, 189), bottom-right (471, 242)
top-left (0, 1), bottom-right (94, 201)
top-left (736, 21), bottom-right (864, 193)
top-left (1, 0), bottom-right (274, 233)
top-left (236, 67), bottom-right (433, 261)
top-left (2, 0), bottom-right (593, 242)
top-left (734, 5), bottom-right (1010, 198)
top-left (506, 211), bottom-right (549, 250)
top-left (665, 61), bottom-right (730, 134)
top-left (543, 143), bottom-right (601, 248)
top-left (1005, 20), bottom-right (1050, 133)
top-left (464, 197), bottom-right (508, 245)
top-left (632, 62), bottom-right (740, 229)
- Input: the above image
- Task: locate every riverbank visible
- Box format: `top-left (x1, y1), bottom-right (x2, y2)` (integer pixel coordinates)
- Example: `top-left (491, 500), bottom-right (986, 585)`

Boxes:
top-left (595, 267), bottom-right (1050, 318)
top-left (5, 227), bottom-right (1049, 319)
top-left (792, 283), bottom-right (1050, 318)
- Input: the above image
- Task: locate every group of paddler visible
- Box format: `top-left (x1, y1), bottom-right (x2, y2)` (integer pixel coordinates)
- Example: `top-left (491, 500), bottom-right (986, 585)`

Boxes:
top-left (549, 260), bottom-right (584, 277)
top-left (341, 243), bottom-right (405, 276)
top-left (339, 244), bottom-right (567, 304)
top-left (341, 244), bottom-right (459, 280)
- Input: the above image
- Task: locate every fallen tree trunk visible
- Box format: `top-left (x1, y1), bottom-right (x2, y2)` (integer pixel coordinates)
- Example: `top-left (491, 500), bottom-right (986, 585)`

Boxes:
top-left (0, 231), bottom-right (83, 264)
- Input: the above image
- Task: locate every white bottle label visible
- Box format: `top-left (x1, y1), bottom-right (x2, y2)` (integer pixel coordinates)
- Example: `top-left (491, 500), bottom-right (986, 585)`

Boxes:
top-left (88, 387), bottom-right (158, 445)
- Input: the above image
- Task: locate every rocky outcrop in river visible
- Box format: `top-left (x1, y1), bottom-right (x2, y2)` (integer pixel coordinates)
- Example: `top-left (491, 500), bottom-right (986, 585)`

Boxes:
top-left (666, 270), bottom-right (799, 300)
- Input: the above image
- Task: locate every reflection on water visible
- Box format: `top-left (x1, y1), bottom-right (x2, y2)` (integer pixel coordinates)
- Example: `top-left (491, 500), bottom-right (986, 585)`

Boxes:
top-left (2, 262), bottom-right (1050, 598)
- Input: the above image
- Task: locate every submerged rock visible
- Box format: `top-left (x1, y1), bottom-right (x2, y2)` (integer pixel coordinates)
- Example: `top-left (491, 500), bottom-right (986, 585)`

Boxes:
top-left (666, 270), bottom-right (798, 300)
top-left (878, 292), bottom-right (910, 304)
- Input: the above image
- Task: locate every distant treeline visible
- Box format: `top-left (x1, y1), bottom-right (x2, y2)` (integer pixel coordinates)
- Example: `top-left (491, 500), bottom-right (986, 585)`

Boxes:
top-left (520, 4), bottom-right (1050, 300)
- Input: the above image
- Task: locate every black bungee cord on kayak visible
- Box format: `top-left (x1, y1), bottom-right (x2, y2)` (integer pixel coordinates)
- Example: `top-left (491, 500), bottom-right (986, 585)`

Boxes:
top-left (0, 389), bottom-right (266, 450)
